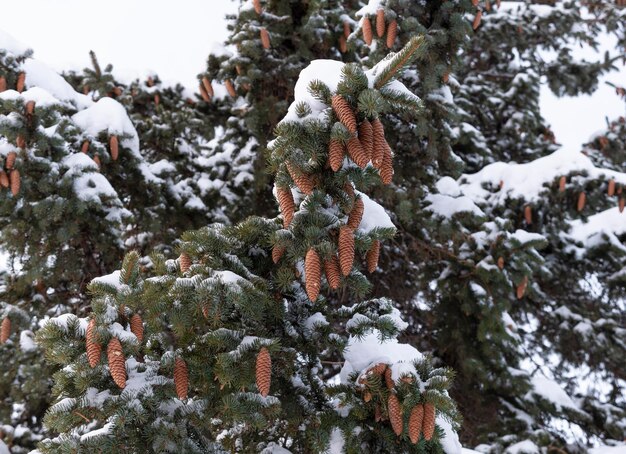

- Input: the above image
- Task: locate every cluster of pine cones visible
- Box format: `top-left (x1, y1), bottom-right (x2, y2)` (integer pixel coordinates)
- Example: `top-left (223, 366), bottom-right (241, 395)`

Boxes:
top-left (359, 7), bottom-right (398, 49)
top-left (1, 150), bottom-right (20, 196)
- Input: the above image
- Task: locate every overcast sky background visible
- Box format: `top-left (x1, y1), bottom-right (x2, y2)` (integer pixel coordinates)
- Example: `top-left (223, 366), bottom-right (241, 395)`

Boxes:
top-left (0, 0), bottom-right (624, 154)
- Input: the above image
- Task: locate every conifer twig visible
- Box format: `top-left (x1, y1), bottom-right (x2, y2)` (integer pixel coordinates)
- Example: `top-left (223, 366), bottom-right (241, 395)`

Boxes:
top-left (374, 35), bottom-right (425, 89)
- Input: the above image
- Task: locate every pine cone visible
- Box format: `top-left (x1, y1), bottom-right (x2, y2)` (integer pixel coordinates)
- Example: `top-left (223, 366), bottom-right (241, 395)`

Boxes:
top-left (0, 171), bottom-right (8, 188)
top-left (619, 197), bottom-right (625, 213)
top-left (256, 347), bottom-right (272, 397)
top-left (344, 183), bottom-right (355, 201)
top-left (0, 76), bottom-right (6, 92)
top-left (324, 256), bottom-right (341, 290)
top-left (93, 154), bottom-right (101, 169)
top-left (343, 21), bottom-right (351, 39)
top-left (81, 140), bottom-right (90, 153)
top-left (109, 135), bottom-right (119, 161)
top-left (179, 252), bottom-right (191, 273)
top-left (174, 357), bottom-right (189, 399)
top-left (277, 186), bottom-right (296, 227)
top-left (359, 120), bottom-right (374, 160)
top-left (473, 10), bottom-right (483, 30)
top-left (371, 119), bottom-right (385, 169)
top-left (260, 28), bottom-right (271, 49)
top-left (516, 276), bottom-right (528, 300)
top-left (328, 139), bottom-right (345, 172)
top-left (286, 162), bottom-right (315, 195)
top-left (16, 72), bottom-right (25, 93)
top-left (409, 404), bottom-right (424, 444)
top-left (305, 248), bottom-right (322, 302)
top-left (16, 135), bottom-right (26, 149)
top-left (331, 95), bottom-right (357, 134)
top-left (339, 36), bottom-right (347, 53)
top-left (202, 301), bottom-right (210, 319)
top-left (107, 337), bottom-right (126, 388)
top-left (386, 20), bottom-right (398, 48)
top-left (380, 144), bottom-right (394, 185)
top-left (346, 137), bottom-right (369, 169)
top-left (376, 8), bottom-right (386, 37)
top-left (577, 192), bottom-right (586, 212)
top-left (86, 319), bottom-right (101, 367)
top-left (338, 226), bottom-right (355, 276)
top-left (199, 83), bottom-right (211, 102)
top-left (608, 178), bottom-right (616, 197)
top-left (362, 17), bottom-right (373, 45)
top-left (375, 404), bottom-right (383, 422)
top-left (347, 197), bottom-right (364, 229)
top-left (423, 402), bottom-right (436, 441)
top-left (253, 0), bottom-right (262, 14)
top-left (272, 245), bottom-right (285, 264)
top-left (202, 76), bottom-right (214, 98)
top-left (1, 317), bottom-right (10, 343)
top-left (154, 93), bottom-right (161, 106)
top-left (384, 367), bottom-right (394, 389)
top-left (129, 314), bottom-right (143, 343)
top-left (5, 151), bottom-right (17, 170)
top-left (524, 205), bottom-right (532, 225)
top-left (25, 100), bottom-right (35, 116)
top-left (558, 176), bottom-right (566, 192)
top-left (497, 256), bottom-right (505, 270)
top-left (9, 169), bottom-right (20, 196)
top-left (388, 393), bottom-right (403, 436)
top-left (225, 79), bottom-right (237, 98)
top-left (366, 240), bottom-right (380, 273)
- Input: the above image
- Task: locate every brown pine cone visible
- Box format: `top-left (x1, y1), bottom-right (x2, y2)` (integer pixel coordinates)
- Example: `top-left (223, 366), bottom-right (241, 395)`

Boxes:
top-left (380, 144), bottom-right (394, 185)
top-left (10, 169), bottom-right (20, 196)
top-left (199, 84), bottom-right (211, 102)
top-left (362, 17), bottom-right (373, 45)
top-left (359, 120), bottom-right (374, 161)
top-left (81, 140), bottom-right (90, 153)
top-left (346, 137), bottom-right (369, 169)
top-left (338, 226), bottom-right (355, 276)
top-left (324, 256), bottom-right (341, 290)
top-left (331, 95), bottom-right (357, 134)
top-left (619, 197), bottom-right (625, 213)
top-left (276, 186), bottom-right (296, 227)
top-left (86, 319), bottom-right (101, 367)
top-left (16, 135), bottom-right (26, 149)
top-left (202, 76), bottom-right (214, 98)
top-left (0, 76), bottom-right (6, 92)
top-left (366, 240), bottom-right (380, 273)
top-left (256, 347), bottom-right (272, 397)
top-left (253, 0), bottom-right (262, 14)
top-left (5, 151), bottom-right (17, 170)
top-left (260, 28), bottom-right (271, 49)
top-left (225, 79), bottom-right (237, 97)
top-left (422, 402), bottom-right (436, 441)
top-left (129, 314), bottom-right (143, 343)
top-left (305, 248), bottom-right (322, 302)
top-left (371, 363), bottom-right (387, 375)
top-left (272, 245), bottom-right (285, 264)
top-left (409, 404), bottom-right (424, 444)
top-left (25, 100), bottom-right (35, 116)
top-left (371, 119), bottom-right (385, 169)
top-left (16, 72), bottom-right (25, 93)
top-left (154, 93), bottom-right (161, 106)
top-left (343, 21), bottom-right (351, 39)
top-left (347, 197), bottom-right (364, 229)
top-left (473, 10), bottom-right (483, 30)
top-left (524, 205), bottom-right (532, 225)
top-left (1, 317), bottom-right (10, 343)
top-left (386, 20), bottom-right (398, 48)
top-left (497, 256), bottom-right (505, 270)
top-left (286, 162), bottom-right (315, 195)
top-left (328, 139), bottom-right (345, 172)
top-left (577, 192), bottom-right (586, 212)
top-left (174, 357), bottom-right (189, 399)
top-left (93, 154), bottom-right (101, 169)
top-left (558, 176), bottom-right (566, 192)
top-left (608, 179), bottom-right (616, 197)
top-left (384, 367), bottom-right (394, 389)
top-left (179, 252), bottom-right (191, 273)
top-left (107, 337), bottom-right (126, 389)
top-left (0, 171), bottom-right (9, 188)
top-left (517, 276), bottom-right (528, 300)
top-left (339, 36), bottom-right (347, 53)
top-left (375, 404), bottom-right (383, 422)
top-left (388, 394), bottom-right (403, 436)
top-left (376, 9), bottom-right (385, 37)
top-left (344, 182), bottom-right (355, 201)
top-left (109, 135), bottom-right (119, 161)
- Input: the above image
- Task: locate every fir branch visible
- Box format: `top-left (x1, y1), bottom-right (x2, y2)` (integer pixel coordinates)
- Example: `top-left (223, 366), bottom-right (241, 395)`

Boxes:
top-left (374, 35), bottom-right (426, 90)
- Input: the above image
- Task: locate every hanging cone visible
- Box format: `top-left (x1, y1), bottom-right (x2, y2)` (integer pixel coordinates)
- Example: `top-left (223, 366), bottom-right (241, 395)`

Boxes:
top-left (25, 100), bottom-right (35, 116)
top-left (364, 390), bottom-right (372, 402)
top-left (154, 93), bottom-right (160, 106)
top-left (86, 319), bottom-right (101, 367)
top-left (366, 240), bottom-right (380, 273)
top-left (443, 72), bottom-right (450, 84)
top-left (346, 137), bottom-right (369, 169)
top-left (199, 83), bottom-right (211, 102)
top-left (359, 120), bottom-right (374, 161)
top-left (524, 205), bottom-right (532, 225)
top-left (81, 140), bottom-right (90, 153)
top-left (362, 17), bottom-right (373, 45)
top-left (272, 245), bottom-right (285, 263)
top-left (608, 179), bottom-right (615, 197)
top-left (408, 404), bottom-right (424, 444)
top-left (472, 0), bottom-right (479, 5)
top-left (516, 276), bottom-right (528, 299)
top-left (558, 176), bottom-right (566, 192)
top-left (253, 0), bottom-right (262, 14)
top-left (1, 317), bottom-right (10, 343)
top-left (174, 357), bottom-right (189, 399)
top-left (344, 182), bottom-right (355, 201)
top-left (339, 36), bottom-right (347, 53)
top-left (225, 79), bottom-right (237, 97)
top-left (422, 403), bottom-right (436, 441)
top-left (0, 171), bottom-right (8, 188)
top-left (112, 87), bottom-right (123, 97)
top-left (343, 21), bottom-right (351, 39)
top-left (9, 169), bottom-right (20, 196)
top-left (486, 0), bottom-right (492, 11)
top-left (286, 162), bottom-right (315, 195)
top-left (0, 76), bottom-right (6, 92)
top-left (202, 76), bottom-right (214, 98)
top-left (93, 154), bottom-right (101, 169)
top-left (376, 8), bottom-right (385, 37)
top-left (473, 10), bottom-right (483, 30)
top-left (129, 314), bottom-right (144, 343)
top-left (619, 197), bottom-right (625, 213)
top-left (202, 301), bottom-right (210, 319)
top-left (577, 192), bottom-right (586, 212)
top-left (380, 144), bottom-right (394, 185)
top-left (260, 28), bottom-right (271, 49)
top-left (338, 226), bottom-right (355, 276)
top-left (384, 367), bottom-right (394, 389)
top-left (371, 363), bottom-right (387, 375)
top-left (179, 252), bottom-right (191, 273)
top-left (305, 248), bottom-right (322, 302)
top-left (276, 186), bottom-right (296, 227)
top-left (324, 256), bottom-right (341, 290)
top-left (5, 151), bottom-right (17, 170)
top-left (16, 135), bottom-right (26, 149)
top-left (386, 20), bottom-right (398, 49)
top-left (371, 119), bottom-right (385, 169)
top-left (109, 135), bottom-right (119, 161)
top-left (331, 95), bottom-right (357, 134)
top-left (497, 256), bottom-right (504, 270)
top-left (328, 138), bottom-right (345, 172)
top-left (16, 72), bottom-right (25, 93)
top-left (347, 197), bottom-right (364, 229)
top-left (388, 394), bottom-right (403, 436)
top-left (107, 337), bottom-right (126, 389)
top-left (256, 347), bottom-right (271, 397)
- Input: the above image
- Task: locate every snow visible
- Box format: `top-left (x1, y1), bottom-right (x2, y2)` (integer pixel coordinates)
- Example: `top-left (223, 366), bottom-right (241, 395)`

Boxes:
top-left (0, 29), bottom-right (31, 55)
top-left (425, 193), bottom-right (484, 219)
top-left (214, 270), bottom-right (244, 284)
top-left (23, 58), bottom-right (92, 109)
top-left (80, 421), bottom-right (113, 441)
top-left (567, 207), bottom-right (626, 256)
top-left (504, 440), bottom-right (540, 454)
top-left (527, 374), bottom-right (579, 411)
top-left (356, 191), bottom-right (395, 232)
top-left (437, 416), bottom-right (462, 454)
top-left (19, 330), bottom-right (37, 351)
top-left (91, 270), bottom-right (124, 290)
top-left (0, 439), bottom-right (9, 454)
top-left (328, 428), bottom-right (345, 454)
top-left (355, 0), bottom-right (383, 17)
top-left (589, 444), bottom-right (626, 454)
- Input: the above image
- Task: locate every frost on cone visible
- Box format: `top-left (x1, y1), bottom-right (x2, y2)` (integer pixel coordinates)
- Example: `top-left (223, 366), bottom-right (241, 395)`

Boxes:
top-left (277, 186), bottom-right (295, 227)
top-left (359, 119), bottom-right (374, 160)
top-left (473, 9), bottom-right (483, 30)
top-left (107, 337), bottom-right (127, 389)
top-left (608, 179), bottom-right (616, 197)
top-left (16, 72), bottom-right (25, 93)
top-left (260, 28), bottom-right (271, 49)
top-left (86, 319), bottom-right (102, 367)
top-left (422, 403), bottom-right (436, 441)
top-left (328, 139), bottom-right (345, 172)
top-left (179, 252), bottom-right (191, 273)
top-left (338, 226), bottom-right (355, 276)
top-left (371, 119), bottom-right (385, 169)
top-left (0, 76), bottom-right (6, 92)
top-left (331, 95), bottom-right (357, 134)
top-left (388, 394), bottom-right (403, 436)
top-left (577, 192), bottom-right (586, 212)
top-left (347, 197), bottom-right (364, 229)
top-left (25, 100), bottom-right (35, 116)
top-left (272, 245), bottom-right (285, 264)
top-left (376, 9), bottom-right (386, 37)
top-left (129, 314), bottom-right (144, 343)
top-left (286, 162), bottom-right (315, 195)
top-left (174, 358), bottom-right (189, 399)
top-left (409, 404), bottom-right (424, 444)
top-left (253, 0), bottom-right (262, 14)
top-left (380, 145), bottom-right (394, 185)
top-left (386, 20), bottom-right (398, 49)
top-left (81, 140), bottom-right (90, 153)
top-left (516, 275), bottom-right (528, 300)
top-left (202, 76), bottom-right (214, 98)
top-left (346, 137), bottom-right (369, 169)
top-left (366, 240), bottom-right (380, 273)
top-left (9, 170), bottom-right (20, 196)
top-left (305, 248), bottom-right (322, 302)
top-left (497, 256), bottom-right (505, 270)
top-left (558, 176), bottom-right (566, 192)
top-left (5, 151), bottom-right (16, 169)
top-left (620, 197), bottom-right (625, 213)
top-left (324, 256), bottom-right (341, 290)
top-left (0, 171), bottom-right (8, 188)
top-left (362, 16), bottom-right (373, 45)
top-left (225, 79), bottom-right (237, 97)
top-left (524, 205), bottom-right (532, 225)
top-left (1, 317), bottom-right (10, 343)
top-left (256, 347), bottom-right (271, 397)
top-left (109, 135), bottom-right (119, 161)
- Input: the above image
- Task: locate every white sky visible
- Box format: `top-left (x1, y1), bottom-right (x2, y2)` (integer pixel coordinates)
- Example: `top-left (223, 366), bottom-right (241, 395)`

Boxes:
top-left (0, 0), bottom-right (624, 153)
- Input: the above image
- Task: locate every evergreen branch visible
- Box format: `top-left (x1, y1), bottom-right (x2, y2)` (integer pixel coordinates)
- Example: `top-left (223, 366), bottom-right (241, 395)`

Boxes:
top-left (89, 50), bottom-right (102, 78)
top-left (374, 35), bottom-right (425, 90)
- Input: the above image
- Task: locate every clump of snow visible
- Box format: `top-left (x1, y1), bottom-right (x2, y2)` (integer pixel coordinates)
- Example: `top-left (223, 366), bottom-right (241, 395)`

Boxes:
top-left (437, 416), bottom-right (462, 454)
top-left (91, 270), bottom-right (124, 290)
top-left (355, 191), bottom-right (395, 232)
top-left (23, 59), bottom-right (92, 109)
top-left (19, 330), bottom-right (37, 351)
top-left (504, 440), bottom-right (540, 454)
top-left (566, 207), bottom-right (626, 257)
top-left (355, 0), bottom-right (384, 17)
top-left (526, 374), bottom-right (579, 411)
top-left (589, 444), bottom-right (626, 454)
